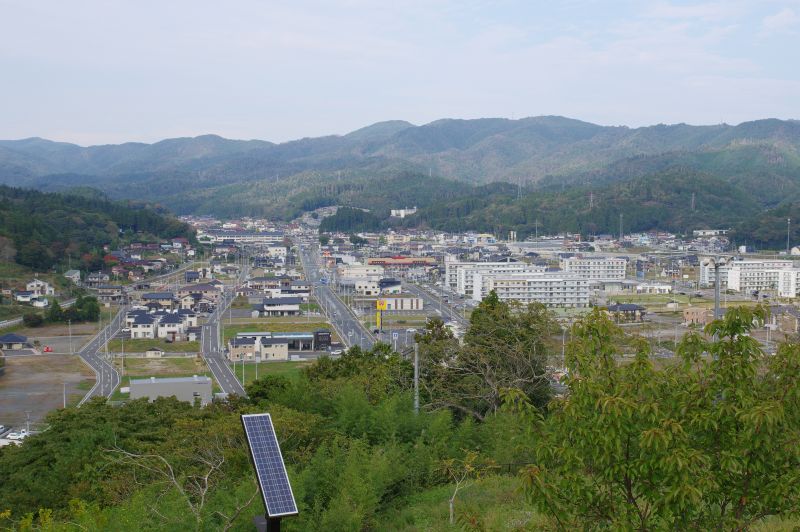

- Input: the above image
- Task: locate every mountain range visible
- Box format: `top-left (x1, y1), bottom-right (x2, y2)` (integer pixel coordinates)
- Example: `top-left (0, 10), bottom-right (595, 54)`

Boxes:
top-left (1, 116), bottom-right (800, 245)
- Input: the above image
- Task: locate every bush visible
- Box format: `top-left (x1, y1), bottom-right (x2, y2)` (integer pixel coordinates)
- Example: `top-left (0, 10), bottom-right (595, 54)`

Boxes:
top-left (22, 313), bottom-right (44, 327)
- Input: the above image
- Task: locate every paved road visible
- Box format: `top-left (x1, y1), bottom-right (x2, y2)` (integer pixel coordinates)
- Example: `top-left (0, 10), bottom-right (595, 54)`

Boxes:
top-left (199, 272), bottom-right (248, 397)
top-left (297, 241), bottom-right (375, 350)
top-left (403, 282), bottom-right (469, 328)
top-left (77, 306), bottom-right (125, 405)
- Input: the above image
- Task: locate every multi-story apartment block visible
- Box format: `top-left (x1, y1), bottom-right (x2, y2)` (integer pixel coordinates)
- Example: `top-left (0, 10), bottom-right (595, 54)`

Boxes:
top-left (444, 258), bottom-right (546, 294)
top-left (472, 272), bottom-right (590, 308)
top-left (559, 256), bottom-right (627, 280)
top-left (700, 259), bottom-right (794, 288)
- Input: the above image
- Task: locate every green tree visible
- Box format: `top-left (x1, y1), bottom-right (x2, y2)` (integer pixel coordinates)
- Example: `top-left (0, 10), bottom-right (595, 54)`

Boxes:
top-left (419, 294), bottom-right (556, 420)
top-left (523, 306), bottom-right (800, 529)
top-left (46, 299), bottom-right (63, 323)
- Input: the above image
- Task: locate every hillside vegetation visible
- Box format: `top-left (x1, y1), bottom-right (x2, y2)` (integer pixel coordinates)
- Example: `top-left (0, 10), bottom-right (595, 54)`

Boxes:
top-left (1, 301), bottom-right (799, 530)
top-left (0, 186), bottom-right (194, 271)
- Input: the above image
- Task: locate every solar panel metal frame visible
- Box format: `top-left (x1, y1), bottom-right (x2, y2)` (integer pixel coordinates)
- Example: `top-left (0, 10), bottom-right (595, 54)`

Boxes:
top-left (241, 413), bottom-right (299, 517)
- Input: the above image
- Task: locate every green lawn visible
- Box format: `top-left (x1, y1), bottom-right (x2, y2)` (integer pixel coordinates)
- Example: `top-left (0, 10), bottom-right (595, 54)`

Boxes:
top-left (107, 338), bottom-right (200, 353)
top-left (227, 360), bottom-right (311, 385)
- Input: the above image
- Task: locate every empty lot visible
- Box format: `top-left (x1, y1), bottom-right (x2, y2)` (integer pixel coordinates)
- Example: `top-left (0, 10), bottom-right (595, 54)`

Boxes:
top-left (0, 355), bottom-right (94, 429)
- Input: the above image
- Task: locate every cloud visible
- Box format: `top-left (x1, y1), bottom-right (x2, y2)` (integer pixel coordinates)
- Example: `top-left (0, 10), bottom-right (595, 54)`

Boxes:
top-left (761, 8), bottom-right (799, 33)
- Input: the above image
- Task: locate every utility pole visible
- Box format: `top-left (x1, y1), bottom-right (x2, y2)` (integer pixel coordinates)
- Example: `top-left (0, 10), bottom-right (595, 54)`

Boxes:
top-left (63, 382), bottom-right (66, 409)
top-left (413, 343), bottom-right (419, 415)
top-left (788, 218), bottom-right (791, 254)
top-left (619, 213), bottom-right (624, 242)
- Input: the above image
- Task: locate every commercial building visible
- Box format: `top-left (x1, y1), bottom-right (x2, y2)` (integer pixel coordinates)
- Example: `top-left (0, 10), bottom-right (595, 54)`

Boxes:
top-left (472, 272), bottom-right (590, 308)
top-left (129, 375), bottom-right (213, 406)
top-left (379, 295), bottom-right (424, 311)
top-left (559, 256), bottom-right (627, 281)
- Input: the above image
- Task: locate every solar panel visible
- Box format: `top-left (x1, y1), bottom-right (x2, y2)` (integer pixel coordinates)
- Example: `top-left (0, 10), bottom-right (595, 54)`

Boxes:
top-left (242, 413), bottom-right (299, 517)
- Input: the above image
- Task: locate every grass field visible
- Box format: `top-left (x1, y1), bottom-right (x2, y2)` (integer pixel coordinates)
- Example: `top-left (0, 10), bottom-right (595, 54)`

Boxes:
top-left (230, 296), bottom-right (251, 309)
top-left (107, 338), bottom-right (200, 353)
top-left (226, 360), bottom-right (311, 385)
top-left (222, 321), bottom-right (334, 342)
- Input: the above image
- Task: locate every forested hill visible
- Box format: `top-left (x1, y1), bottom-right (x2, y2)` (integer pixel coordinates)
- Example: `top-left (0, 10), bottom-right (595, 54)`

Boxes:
top-left (311, 168), bottom-right (799, 249)
top-left (1, 116), bottom-right (799, 218)
top-left (0, 186), bottom-right (194, 271)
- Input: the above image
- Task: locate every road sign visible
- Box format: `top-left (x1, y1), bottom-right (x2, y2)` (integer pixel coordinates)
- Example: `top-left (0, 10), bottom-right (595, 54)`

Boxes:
top-left (376, 299), bottom-right (387, 311)
top-left (392, 332), bottom-right (398, 339)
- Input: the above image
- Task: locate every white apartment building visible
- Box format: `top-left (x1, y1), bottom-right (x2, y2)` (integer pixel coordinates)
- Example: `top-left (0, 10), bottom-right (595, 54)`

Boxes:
top-left (472, 272), bottom-right (590, 308)
top-left (444, 258), bottom-right (545, 294)
top-left (559, 256), bottom-right (627, 280)
top-left (700, 259), bottom-right (794, 288)
top-left (778, 269), bottom-right (800, 298)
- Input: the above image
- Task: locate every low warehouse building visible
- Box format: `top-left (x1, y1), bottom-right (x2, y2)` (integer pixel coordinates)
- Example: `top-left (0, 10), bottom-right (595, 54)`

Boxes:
top-left (129, 375), bottom-right (213, 406)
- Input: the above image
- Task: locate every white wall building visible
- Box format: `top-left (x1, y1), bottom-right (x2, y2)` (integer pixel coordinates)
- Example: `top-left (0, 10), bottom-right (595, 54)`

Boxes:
top-left (700, 260), bottom-right (794, 288)
top-left (381, 295), bottom-right (424, 311)
top-left (472, 272), bottom-right (590, 308)
top-left (338, 264), bottom-right (385, 279)
top-left (390, 207), bottom-right (417, 218)
top-left (444, 258), bottom-right (545, 294)
top-left (559, 256), bottom-right (627, 281)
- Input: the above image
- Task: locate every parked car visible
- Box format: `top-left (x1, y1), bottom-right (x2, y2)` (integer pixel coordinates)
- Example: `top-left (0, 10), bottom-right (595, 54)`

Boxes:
top-left (331, 349), bottom-right (343, 355)
top-left (0, 425), bottom-right (6, 433)
top-left (42, 346), bottom-right (53, 352)
top-left (7, 429), bottom-right (29, 440)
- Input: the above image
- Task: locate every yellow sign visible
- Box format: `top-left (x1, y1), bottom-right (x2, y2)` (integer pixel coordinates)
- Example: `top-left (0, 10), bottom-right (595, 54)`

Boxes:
top-left (376, 299), bottom-right (387, 311)
top-left (376, 311), bottom-right (382, 329)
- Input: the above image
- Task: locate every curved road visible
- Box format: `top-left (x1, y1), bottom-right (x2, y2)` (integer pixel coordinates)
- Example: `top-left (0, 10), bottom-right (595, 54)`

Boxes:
top-left (77, 306), bottom-right (125, 405)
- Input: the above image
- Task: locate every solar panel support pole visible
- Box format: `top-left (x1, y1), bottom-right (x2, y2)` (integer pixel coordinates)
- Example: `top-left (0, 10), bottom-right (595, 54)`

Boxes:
top-left (413, 343), bottom-right (419, 415)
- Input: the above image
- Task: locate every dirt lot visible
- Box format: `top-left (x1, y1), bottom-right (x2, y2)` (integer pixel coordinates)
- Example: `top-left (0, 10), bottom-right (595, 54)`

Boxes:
top-left (0, 355), bottom-right (95, 429)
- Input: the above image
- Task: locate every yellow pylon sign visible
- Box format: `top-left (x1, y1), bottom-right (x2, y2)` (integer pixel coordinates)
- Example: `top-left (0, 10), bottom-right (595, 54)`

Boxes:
top-left (376, 299), bottom-right (387, 310)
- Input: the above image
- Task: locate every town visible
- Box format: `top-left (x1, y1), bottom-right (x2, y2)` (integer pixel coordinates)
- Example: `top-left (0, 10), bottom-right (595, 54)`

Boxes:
top-left (3, 208), bottom-right (798, 444)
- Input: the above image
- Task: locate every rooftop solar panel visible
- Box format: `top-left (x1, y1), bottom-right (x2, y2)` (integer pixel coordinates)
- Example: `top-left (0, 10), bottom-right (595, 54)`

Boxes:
top-left (242, 413), bottom-right (299, 517)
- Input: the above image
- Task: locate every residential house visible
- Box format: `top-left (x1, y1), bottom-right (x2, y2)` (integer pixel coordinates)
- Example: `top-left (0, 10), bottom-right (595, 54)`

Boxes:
top-left (26, 279), bottom-right (55, 297)
top-left (85, 272), bottom-right (111, 287)
top-left (0, 333), bottom-right (30, 350)
top-left (64, 270), bottom-right (81, 284)
top-left (141, 292), bottom-right (175, 309)
top-left (606, 304), bottom-right (647, 323)
top-left (13, 291), bottom-right (34, 303)
top-left (254, 297), bottom-right (302, 317)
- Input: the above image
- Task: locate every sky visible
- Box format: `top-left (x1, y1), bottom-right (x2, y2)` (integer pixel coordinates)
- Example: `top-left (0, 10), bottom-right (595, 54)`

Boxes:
top-left (1, 0), bottom-right (799, 145)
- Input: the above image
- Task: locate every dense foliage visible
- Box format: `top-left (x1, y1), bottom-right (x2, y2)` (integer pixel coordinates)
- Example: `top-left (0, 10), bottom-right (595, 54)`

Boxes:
top-left (2, 305), bottom-right (800, 530)
top-left (319, 207), bottom-right (382, 233)
top-left (524, 307), bottom-right (800, 529)
top-left (0, 186), bottom-right (194, 271)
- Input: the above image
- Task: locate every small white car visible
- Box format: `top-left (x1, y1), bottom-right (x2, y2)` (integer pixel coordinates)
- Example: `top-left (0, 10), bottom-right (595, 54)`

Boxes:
top-left (330, 349), bottom-right (343, 355)
top-left (7, 429), bottom-right (29, 440)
